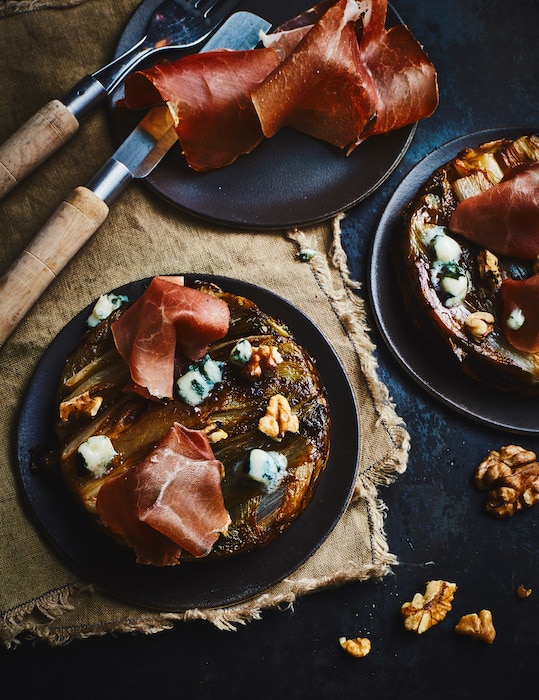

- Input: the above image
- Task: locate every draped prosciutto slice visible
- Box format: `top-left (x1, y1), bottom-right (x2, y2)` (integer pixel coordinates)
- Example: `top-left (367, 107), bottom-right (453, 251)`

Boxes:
top-left (136, 424), bottom-right (230, 556)
top-left (252, 0), bottom-right (438, 151)
top-left (449, 163), bottom-right (539, 259)
top-left (120, 0), bottom-right (438, 171)
top-left (501, 274), bottom-right (539, 353)
top-left (111, 276), bottom-right (229, 399)
top-left (354, 23), bottom-right (439, 143)
top-left (119, 49), bottom-right (283, 171)
top-left (96, 424), bottom-right (230, 565)
top-left (95, 464), bottom-right (183, 566)
top-left (253, 0), bottom-right (370, 148)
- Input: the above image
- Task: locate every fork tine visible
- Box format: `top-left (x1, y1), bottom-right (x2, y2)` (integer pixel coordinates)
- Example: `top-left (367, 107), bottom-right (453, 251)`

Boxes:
top-left (192, 0), bottom-right (237, 20)
top-left (190, 0), bottom-right (214, 11)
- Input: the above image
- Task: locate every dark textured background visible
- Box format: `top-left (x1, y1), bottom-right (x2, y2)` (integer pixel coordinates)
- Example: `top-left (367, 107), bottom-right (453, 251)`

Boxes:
top-left (4, 1), bottom-right (538, 697)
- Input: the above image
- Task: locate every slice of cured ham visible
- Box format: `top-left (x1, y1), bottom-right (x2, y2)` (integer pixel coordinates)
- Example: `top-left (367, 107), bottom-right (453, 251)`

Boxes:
top-left (252, 0), bottom-right (370, 148)
top-left (120, 0), bottom-right (438, 171)
top-left (94, 466), bottom-right (183, 566)
top-left (253, 0), bottom-right (438, 151)
top-left (353, 23), bottom-right (439, 143)
top-left (119, 49), bottom-right (284, 171)
top-left (449, 163), bottom-right (539, 259)
top-left (501, 274), bottom-right (539, 353)
top-left (136, 424), bottom-right (231, 557)
top-left (96, 423), bottom-right (230, 565)
top-left (111, 276), bottom-right (229, 400)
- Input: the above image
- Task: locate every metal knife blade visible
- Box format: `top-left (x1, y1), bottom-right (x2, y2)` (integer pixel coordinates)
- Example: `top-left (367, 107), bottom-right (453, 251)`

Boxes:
top-left (0, 11), bottom-right (272, 347)
top-left (202, 10), bottom-right (271, 52)
top-left (88, 11), bottom-right (272, 204)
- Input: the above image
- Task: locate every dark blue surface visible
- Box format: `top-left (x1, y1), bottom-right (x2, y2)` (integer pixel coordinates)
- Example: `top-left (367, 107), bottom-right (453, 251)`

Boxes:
top-left (5, 1), bottom-right (538, 698)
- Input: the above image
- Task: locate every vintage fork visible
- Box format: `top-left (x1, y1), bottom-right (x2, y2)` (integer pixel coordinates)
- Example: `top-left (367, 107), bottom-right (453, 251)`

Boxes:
top-left (0, 0), bottom-right (240, 199)
top-left (89, 0), bottom-right (242, 99)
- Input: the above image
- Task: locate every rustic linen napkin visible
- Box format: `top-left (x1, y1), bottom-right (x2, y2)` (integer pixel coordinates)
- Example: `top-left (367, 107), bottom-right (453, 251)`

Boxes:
top-left (0, 0), bottom-right (409, 646)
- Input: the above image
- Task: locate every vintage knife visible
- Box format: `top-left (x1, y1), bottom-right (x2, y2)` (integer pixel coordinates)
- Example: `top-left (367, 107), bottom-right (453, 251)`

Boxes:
top-left (0, 11), bottom-right (272, 347)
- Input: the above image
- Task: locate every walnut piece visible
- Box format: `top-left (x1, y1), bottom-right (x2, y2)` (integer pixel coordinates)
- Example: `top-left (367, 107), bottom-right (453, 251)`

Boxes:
top-left (516, 585), bottom-right (532, 599)
top-left (203, 423), bottom-right (228, 442)
top-left (339, 636), bottom-right (371, 658)
top-left (463, 311), bottom-right (495, 341)
top-left (401, 580), bottom-right (457, 634)
top-left (243, 344), bottom-right (283, 379)
top-left (258, 394), bottom-right (299, 440)
top-left (59, 391), bottom-right (103, 421)
top-left (474, 445), bottom-right (539, 517)
top-left (206, 428), bottom-right (228, 443)
top-left (454, 610), bottom-right (496, 644)
top-left (474, 445), bottom-right (536, 487)
top-left (476, 249), bottom-right (502, 290)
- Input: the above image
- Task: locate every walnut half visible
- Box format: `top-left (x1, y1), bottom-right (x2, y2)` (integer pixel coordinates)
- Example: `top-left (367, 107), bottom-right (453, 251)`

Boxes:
top-left (258, 394), bottom-right (299, 440)
top-left (474, 445), bottom-right (539, 517)
top-left (401, 580), bottom-right (457, 634)
top-left (455, 610), bottom-right (496, 644)
top-left (476, 249), bottom-right (502, 291)
top-left (243, 344), bottom-right (283, 379)
top-left (463, 311), bottom-right (495, 342)
top-left (339, 636), bottom-right (371, 658)
top-left (59, 390), bottom-right (103, 421)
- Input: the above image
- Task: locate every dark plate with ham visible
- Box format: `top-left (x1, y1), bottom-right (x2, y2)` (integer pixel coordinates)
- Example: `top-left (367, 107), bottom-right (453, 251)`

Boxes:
top-left (369, 127), bottom-right (539, 435)
top-left (16, 275), bottom-right (359, 610)
top-left (109, 0), bottom-right (425, 229)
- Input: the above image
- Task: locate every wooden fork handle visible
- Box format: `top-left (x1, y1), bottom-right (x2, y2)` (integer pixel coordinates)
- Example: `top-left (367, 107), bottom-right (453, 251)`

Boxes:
top-left (0, 186), bottom-right (109, 346)
top-left (0, 100), bottom-right (79, 200)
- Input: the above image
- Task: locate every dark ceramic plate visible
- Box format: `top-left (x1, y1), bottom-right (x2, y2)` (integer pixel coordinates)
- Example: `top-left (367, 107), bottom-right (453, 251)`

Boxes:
top-left (369, 127), bottom-right (539, 435)
top-left (16, 275), bottom-right (360, 611)
top-left (109, 0), bottom-right (416, 229)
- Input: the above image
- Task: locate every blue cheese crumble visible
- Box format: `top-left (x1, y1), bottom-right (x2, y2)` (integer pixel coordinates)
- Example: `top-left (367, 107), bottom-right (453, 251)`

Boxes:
top-left (431, 261), bottom-right (468, 307)
top-left (229, 338), bottom-right (253, 366)
top-left (244, 449), bottom-right (287, 492)
top-left (297, 248), bottom-right (317, 262)
top-left (87, 293), bottom-right (128, 327)
top-left (176, 355), bottom-right (224, 406)
top-left (77, 435), bottom-right (117, 477)
top-left (423, 225), bottom-right (462, 263)
top-left (506, 307), bottom-right (525, 330)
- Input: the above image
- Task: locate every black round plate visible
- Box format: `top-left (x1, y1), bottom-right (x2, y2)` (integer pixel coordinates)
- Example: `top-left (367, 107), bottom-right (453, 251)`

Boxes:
top-left (369, 127), bottom-right (539, 435)
top-left (17, 275), bottom-right (360, 611)
top-left (109, 0), bottom-right (416, 229)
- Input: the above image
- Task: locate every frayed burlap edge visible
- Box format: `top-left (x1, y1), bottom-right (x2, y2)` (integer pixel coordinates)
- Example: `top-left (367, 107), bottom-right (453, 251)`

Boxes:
top-left (6, 561), bottom-right (394, 647)
top-left (287, 213), bottom-right (410, 496)
top-left (175, 560), bottom-right (395, 631)
top-left (2, 216), bottom-right (409, 647)
top-left (1, 581), bottom-right (89, 648)
top-left (0, 0), bottom-right (90, 18)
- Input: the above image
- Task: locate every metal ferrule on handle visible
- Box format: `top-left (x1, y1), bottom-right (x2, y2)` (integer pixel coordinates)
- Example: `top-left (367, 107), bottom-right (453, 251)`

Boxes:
top-left (61, 75), bottom-right (108, 120)
top-left (86, 159), bottom-right (133, 205)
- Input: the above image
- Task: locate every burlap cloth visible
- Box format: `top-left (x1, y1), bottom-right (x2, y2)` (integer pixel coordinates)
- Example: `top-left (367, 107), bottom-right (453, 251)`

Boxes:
top-left (0, 0), bottom-right (409, 646)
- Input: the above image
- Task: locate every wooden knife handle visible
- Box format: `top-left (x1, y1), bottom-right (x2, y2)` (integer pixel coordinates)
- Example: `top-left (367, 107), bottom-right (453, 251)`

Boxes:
top-left (0, 100), bottom-right (79, 199)
top-left (0, 186), bottom-right (109, 346)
